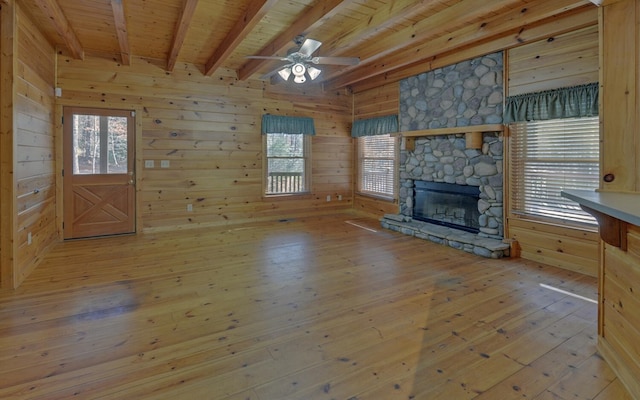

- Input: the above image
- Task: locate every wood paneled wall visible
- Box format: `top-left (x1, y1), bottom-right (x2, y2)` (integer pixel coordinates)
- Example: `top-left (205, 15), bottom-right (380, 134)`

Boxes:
top-left (352, 82), bottom-right (399, 217)
top-left (508, 25), bottom-right (599, 96)
top-left (599, 0), bottom-right (640, 193)
top-left (56, 56), bottom-right (352, 232)
top-left (15, 4), bottom-right (57, 285)
top-left (1, 3), bottom-right (57, 289)
top-left (506, 24), bottom-right (600, 276)
top-left (600, 224), bottom-right (640, 398)
top-left (508, 219), bottom-right (600, 276)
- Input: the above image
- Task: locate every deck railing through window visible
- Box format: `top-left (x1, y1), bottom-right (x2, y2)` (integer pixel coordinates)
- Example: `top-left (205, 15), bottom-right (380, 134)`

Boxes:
top-left (267, 172), bottom-right (304, 194)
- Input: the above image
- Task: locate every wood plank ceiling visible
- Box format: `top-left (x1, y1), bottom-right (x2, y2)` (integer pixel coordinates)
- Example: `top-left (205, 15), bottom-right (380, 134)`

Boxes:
top-left (20, 0), bottom-right (598, 91)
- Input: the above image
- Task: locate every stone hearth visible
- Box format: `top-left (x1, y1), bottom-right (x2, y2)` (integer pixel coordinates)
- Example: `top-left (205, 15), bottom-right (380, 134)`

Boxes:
top-left (381, 214), bottom-right (510, 258)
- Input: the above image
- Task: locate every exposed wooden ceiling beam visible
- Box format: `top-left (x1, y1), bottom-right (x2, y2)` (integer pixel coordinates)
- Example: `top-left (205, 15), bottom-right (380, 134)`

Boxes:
top-left (167, 0), bottom-right (199, 72)
top-left (349, 6), bottom-right (597, 93)
top-left (326, 0), bottom-right (589, 90)
top-left (321, 0), bottom-right (448, 57)
top-left (236, 0), bottom-right (350, 81)
top-left (321, 0), bottom-right (525, 85)
top-left (204, 0), bottom-right (278, 76)
top-left (593, 0), bottom-right (630, 5)
top-left (110, 0), bottom-right (130, 65)
top-left (32, 0), bottom-right (84, 60)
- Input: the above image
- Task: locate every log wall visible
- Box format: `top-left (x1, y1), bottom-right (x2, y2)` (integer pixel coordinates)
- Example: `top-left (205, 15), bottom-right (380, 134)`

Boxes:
top-left (508, 25), bottom-right (600, 96)
top-left (506, 25), bottom-right (600, 276)
top-left (600, 224), bottom-right (640, 398)
top-left (56, 56), bottom-right (352, 232)
top-left (597, 1), bottom-right (640, 397)
top-left (1, 3), bottom-right (57, 289)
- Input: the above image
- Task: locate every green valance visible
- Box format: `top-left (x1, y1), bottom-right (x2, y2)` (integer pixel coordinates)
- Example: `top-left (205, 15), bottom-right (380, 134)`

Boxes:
top-left (504, 82), bottom-right (599, 123)
top-left (261, 114), bottom-right (316, 135)
top-left (351, 115), bottom-right (399, 137)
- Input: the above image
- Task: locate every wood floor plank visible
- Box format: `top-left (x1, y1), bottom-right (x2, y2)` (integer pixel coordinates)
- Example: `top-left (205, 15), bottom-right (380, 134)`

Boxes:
top-left (0, 214), bottom-right (630, 399)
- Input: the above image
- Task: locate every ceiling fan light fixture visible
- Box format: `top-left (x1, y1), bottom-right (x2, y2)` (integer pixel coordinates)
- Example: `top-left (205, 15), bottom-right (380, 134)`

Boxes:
top-left (277, 67), bottom-right (292, 81)
top-left (307, 66), bottom-right (321, 80)
top-left (292, 62), bottom-right (307, 83)
top-left (292, 63), bottom-right (306, 77)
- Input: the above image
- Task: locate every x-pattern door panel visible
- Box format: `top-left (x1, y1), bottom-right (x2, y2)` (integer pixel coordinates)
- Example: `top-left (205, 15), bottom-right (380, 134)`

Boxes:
top-left (63, 107), bottom-right (135, 239)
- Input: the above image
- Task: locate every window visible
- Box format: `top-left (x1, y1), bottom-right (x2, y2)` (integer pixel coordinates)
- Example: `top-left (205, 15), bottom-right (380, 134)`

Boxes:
top-left (264, 132), bottom-right (310, 195)
top-left (357, 134), bottom-right (396, 199)
top-left (510, 117), bottom-right (599, 226)
top-left (72, 114), bottom-right (129, 174)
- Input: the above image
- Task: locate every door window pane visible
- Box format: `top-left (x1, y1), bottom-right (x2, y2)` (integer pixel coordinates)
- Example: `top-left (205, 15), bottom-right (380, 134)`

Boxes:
top-left (73, 115), bottom-right (128, 174)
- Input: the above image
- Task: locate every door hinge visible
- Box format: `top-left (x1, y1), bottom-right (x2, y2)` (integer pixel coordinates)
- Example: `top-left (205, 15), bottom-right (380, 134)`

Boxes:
top-left (62, 222), bottom-right (65, 229)
top-left (61, 116), bottom-right (64, 125)
top-left (61, 169), bottom-right (64, 177)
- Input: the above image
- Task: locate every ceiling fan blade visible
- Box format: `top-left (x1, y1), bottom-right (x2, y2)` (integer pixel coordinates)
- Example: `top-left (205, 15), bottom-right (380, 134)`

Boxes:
top-left (311, 56), bottom-right (360, 66)
top-left (299, 38), bottom-right (322, 57)
top-left (246, 55), bottom-right (289, 61)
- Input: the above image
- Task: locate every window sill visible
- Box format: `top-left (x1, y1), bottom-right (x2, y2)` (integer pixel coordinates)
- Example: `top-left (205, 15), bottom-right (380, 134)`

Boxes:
top-left (263, 192), bottom-right (313, 201)
top-left (356, 192), bottom-right (396, 203)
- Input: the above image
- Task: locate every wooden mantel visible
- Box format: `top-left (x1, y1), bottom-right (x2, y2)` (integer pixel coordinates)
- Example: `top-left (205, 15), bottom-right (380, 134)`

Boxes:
top-left (392, 124), bottom-right (504, 150)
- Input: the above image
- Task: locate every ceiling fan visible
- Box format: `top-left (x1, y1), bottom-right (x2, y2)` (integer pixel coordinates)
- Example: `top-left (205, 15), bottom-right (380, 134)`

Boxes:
top-left (246, 35), bottom-right (360, 83)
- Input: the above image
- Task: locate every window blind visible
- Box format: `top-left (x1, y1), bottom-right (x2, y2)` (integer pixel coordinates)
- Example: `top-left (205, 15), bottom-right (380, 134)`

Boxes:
top-left (510, 117), bottom-right (599, 226)
top-left (358, 135), bottom-right (396, 198)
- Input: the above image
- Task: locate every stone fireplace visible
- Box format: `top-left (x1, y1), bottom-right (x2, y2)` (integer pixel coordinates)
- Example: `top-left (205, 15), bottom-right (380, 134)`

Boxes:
top-left (399, 133), bottom-right (504, 240)
top-left (380, 51), bottom-right (509, 258)
top-left (381, 132), bottom-right (509, 258)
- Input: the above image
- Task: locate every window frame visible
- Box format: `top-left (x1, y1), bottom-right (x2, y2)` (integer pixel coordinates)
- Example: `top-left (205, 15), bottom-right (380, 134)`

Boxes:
top-left (263, 132), bottom-right (312, 197)
top-left (356, 134), bottom-right (398, 201)
top-left (508, 116), bottom-right (600, 228)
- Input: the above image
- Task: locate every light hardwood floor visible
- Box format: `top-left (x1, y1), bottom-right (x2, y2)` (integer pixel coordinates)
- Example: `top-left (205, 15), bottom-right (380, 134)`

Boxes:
top-left (0, 214), bottom-right (633, 399)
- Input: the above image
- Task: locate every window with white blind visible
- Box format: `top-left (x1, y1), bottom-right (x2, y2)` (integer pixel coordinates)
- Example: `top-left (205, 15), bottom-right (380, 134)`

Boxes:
top-left (357, 135), bottom-right (396, 199)
top-left (509, 117), bottom-right (599, 226)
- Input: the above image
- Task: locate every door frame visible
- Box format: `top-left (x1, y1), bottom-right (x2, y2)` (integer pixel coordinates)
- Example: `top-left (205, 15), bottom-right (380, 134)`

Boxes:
top-left (56, 104), bottom-right (142, 240)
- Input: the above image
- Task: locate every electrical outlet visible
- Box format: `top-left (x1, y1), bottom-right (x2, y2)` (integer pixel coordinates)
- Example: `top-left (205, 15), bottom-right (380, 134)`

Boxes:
top-left (160, 160), bottom-right (170, 168)
top-left (145, 160), bottom-right (154, 168)
top-left (337, 194), bottom-right (342, 201)
top-left (326, 195), bottom-right (331, 202)
top-left (187, 204), bottom-right (193, 212)
top-left (27, 232), bottom-right (32, 245)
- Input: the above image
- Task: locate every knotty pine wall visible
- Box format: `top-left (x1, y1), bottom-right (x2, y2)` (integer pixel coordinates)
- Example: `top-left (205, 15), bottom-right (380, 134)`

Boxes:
top-left (0, 2), bottom-right (57, 289)
top-left (506, 25), bottom-right (600, 277)
top-left (600, 224), bottom-right (640, 397)
top-left (352, 82), bottom-right (399, 217)
top-left (56, 55), bottom-right (352, 232)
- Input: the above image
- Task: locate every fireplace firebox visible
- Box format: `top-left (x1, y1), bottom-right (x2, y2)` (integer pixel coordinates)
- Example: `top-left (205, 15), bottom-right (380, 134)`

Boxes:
top-left (413, 181), bottom-right (481, 233)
